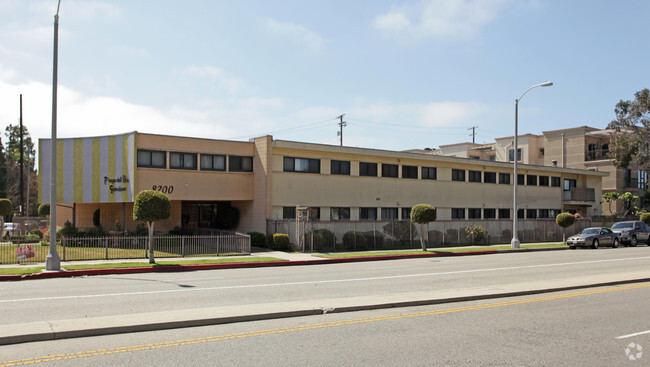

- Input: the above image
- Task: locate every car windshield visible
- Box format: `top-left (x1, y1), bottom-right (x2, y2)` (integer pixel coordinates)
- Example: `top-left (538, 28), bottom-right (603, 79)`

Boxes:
top-left (581, 228), bottom-right (599, 234)
top-left (611, 222), bottom-right (633, 229)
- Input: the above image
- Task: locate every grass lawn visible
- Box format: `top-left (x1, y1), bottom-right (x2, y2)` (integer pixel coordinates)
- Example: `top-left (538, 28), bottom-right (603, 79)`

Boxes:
top-left (0, 257), bottom-right (286, 276)
top-left (316, 243), bottom-right (566, 258)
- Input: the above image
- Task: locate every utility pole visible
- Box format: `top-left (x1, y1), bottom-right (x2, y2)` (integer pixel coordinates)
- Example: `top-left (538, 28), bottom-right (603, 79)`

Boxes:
top-left (468, 125), bottom-right (478, 144)
top-left (20, 94), bottom-right (24, 216)
top-left (337, 114), bottom-right (346, 146)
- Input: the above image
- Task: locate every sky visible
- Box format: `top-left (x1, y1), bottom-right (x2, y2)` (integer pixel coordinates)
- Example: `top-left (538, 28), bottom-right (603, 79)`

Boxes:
top-left (1, 0), bottom-right (649, 154)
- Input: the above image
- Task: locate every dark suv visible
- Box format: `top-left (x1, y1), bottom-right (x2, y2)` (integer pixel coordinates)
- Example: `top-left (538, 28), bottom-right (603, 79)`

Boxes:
top-left (610, 221), bottom-right (650, 246)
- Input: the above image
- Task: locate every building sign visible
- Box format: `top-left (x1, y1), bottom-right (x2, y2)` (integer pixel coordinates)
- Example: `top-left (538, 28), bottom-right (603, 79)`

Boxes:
top-left (105, 175), bottom-right (129, 194)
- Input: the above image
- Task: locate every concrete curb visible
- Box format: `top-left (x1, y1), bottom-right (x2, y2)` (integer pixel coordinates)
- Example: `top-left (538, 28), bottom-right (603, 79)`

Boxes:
top-left (0, 247), bottom-right (567, 282)
top-left (1, 269), bottom-right (647, 345)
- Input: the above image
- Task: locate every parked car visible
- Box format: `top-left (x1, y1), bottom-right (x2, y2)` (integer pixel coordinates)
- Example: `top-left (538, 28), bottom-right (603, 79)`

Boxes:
top-left (610, 221), bottom-right (650, 247)
top-left (2, 222), bottom-right (15, 240)
top-left (567, 227), bottom-right (620, 249)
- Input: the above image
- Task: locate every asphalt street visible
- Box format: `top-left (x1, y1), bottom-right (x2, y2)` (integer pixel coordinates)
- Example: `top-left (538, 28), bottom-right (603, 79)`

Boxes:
top-left (1, 283), bottom-right (649, 366)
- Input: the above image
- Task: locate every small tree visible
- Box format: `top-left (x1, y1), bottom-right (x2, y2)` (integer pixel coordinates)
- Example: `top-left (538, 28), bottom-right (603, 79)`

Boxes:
top-left (37, 203), bottom-right (50, 217)
top-left (410, 204), bottom-right (436, 251)
top-left (556, 213), bottom-right (576, 244)
top-left (640, 212), bottom-right (650, 226)
top-left (0, 198), bottom-right (12, 239)
top-left (602, 192), bottom-right (639, 217)
top-left (133, 190), bottom-right (171, 264)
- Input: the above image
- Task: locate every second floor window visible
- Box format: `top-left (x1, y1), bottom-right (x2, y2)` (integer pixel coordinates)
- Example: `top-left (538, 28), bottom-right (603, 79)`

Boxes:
top-left (452, 169), bottom-right (465, 182)
top-left (382, 164), bottom-right (398, 178)
top-left (331, 160), bottom-right (350, 175)
top-left (200, 154), bottom-right (226, 171)
top-left (402, 165), bottom-right (418, 179)
top-left (229, 155), bottom-right (253, 172)
top-left (422, 167), bottom-right (437, 180)
top-left (284, 157), bottom-right (320, 173)
top-left (137, 150), bottom-right (166, 168)
top-left (509, 148), bottom-right (522, 162)
top-left (359, 162), bottom-right (378, 177)
top-left (170, 152), bottom-right (197, 170)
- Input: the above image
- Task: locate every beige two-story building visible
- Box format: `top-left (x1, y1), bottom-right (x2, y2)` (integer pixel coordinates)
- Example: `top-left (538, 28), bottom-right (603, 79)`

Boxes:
top-left (39, 131), bottom-right (607, 234)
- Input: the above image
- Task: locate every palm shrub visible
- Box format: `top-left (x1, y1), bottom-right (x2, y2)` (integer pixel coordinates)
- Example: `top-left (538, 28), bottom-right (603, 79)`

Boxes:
top-left (556, 213), bottom-right (576, 243)
top-left (410, 204), bottom-right (436, 250)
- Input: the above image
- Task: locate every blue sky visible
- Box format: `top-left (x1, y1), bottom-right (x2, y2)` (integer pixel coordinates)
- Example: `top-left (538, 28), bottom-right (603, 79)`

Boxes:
top-left (1, 0), bottom-right (649, 152)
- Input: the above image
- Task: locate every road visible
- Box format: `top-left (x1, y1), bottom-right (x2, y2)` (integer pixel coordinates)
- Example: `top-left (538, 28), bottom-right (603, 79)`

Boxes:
top-left (1, 247), bottom-right (650, 325)
top-left (1, 283), bottom-right (649, 366)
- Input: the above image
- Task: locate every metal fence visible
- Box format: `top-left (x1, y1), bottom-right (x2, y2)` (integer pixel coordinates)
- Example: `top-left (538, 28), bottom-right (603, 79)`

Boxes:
top-left (0, 233), bottom-right (250, 265)
top-left (267, 219), bottom-right (593, 252)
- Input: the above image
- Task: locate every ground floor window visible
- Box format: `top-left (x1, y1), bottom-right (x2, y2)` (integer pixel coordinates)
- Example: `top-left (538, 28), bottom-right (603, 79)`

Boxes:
top-left (498, 208), bottom-right (510, 219)
top-left (452, 208), bottom-right (465, 219)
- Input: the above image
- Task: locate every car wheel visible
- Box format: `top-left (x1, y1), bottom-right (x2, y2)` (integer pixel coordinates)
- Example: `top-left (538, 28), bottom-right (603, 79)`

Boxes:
top-left (631, 236), bottom-right (638, 247)
top-left (591, 239), bottom-right (599, 249)
top-left (613, 238), bottom-right (619, 248)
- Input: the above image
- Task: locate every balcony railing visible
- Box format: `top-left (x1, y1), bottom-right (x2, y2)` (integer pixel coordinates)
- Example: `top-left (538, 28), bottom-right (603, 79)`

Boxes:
top-left (563, 188), bottom-right (595, 202)
top-left (586, 149), bottom-right (609, 161)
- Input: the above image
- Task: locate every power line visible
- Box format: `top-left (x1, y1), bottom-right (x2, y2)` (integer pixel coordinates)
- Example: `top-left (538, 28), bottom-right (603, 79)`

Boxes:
top-left (227, 116), bottom-right (338, 140)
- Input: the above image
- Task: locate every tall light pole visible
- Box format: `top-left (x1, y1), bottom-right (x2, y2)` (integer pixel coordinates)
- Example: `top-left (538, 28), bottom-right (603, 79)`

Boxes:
top-left (511, 81), bottom-right (553, 249)
top-left (46, 0), bottom-right (62, 271)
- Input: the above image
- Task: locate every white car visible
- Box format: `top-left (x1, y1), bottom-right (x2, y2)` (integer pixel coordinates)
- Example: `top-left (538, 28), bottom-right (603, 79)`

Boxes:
top-left (3, 222), bottom-right (15, 239)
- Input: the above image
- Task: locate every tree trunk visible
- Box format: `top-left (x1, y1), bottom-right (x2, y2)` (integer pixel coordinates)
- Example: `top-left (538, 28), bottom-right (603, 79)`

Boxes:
top-left (147, 221), bottom-right (155, 264)
top-left (419, 223), bottom-right (426, 251)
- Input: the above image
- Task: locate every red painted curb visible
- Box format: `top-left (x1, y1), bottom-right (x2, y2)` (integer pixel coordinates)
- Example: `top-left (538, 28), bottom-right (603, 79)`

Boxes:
top-left (0, 248), bottom-right (563, 281)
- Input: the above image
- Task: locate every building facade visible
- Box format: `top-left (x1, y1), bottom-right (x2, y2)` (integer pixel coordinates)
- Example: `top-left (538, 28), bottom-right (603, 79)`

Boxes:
top-left (39, 132), bottom-right (606, 234)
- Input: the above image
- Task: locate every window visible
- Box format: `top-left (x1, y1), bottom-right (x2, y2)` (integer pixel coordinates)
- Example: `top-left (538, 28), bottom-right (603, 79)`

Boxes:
top-left (381, 208), bottom-right (398, 220)
top-left (484, 172), bottom-right (496, 184)
top-left (382, 164), bottom-right (398, 178)
top-left (539, 148), bottom-right (545, 157)
top-left (539, 176), bottom-right (549, 186)
top-left (469, 170), bottom-right (482, 183)
top-left (422, 167), bottom-right (437, 180)
top-left (526, 209), bottom-right (537, 219)
top-left (564, 179), bottom-right (577, 191)
top-left (452, 208), bottom-right (465, 219)
top-left (452, 169), bottom-right (465, 182)
top-left (517, 174), bottom-right (525, 185)
top-left (200, 154), bottom-right (226, 171)
top-left (330, 207), bottom-right (350, 221)
top-left (551, 176), bottom-right (561, 187)
top-left (309, 207), bottom-right (320, 221)
top-left (499, 173), bottom-right (511, 185)
top-left (402, 165), bottom-right (418, 179)
top-left (526, 175), bottom-right (537, 186)
top-left (137, 150), bottom-right (166, 168)
top-left (639, 170), bottom-right (648, 190)
top-left (331, 160), bottom-right (350, 175)
top-left (538, 209), bottom-right (550, 219)
top-left (518, 209), bottom-right (525, 219)
top-left (282, 207), bottom-right (296, 219)
top-left (468, 208), bottom-right (482, 219)
top-left (484, 208), bottom-right (496, 219)
top-left (498, 208), bottom-right (510, 219)
top-left (359, 162), bottom-right (378, 177)
top-left (489, 155), bottom-right (496, 161)
top-left (229, 156), bottom-right (253, 172)
top-left (359, 207), bottom-right (377, 220)
top-left (401, 207), bottom-right (412, 220)
top-left (508, 148), bottom-right (522, 162)
top-left (170, 152), bottom-right (197, 170)
top-left (284, 157), bottom-right (320, 173)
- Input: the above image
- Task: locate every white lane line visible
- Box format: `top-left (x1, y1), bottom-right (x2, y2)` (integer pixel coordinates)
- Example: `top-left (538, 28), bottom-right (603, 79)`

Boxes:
top-left (3, 255), bottom-right (650, 304)
top-left (616, 330), bottom-right (650, 339)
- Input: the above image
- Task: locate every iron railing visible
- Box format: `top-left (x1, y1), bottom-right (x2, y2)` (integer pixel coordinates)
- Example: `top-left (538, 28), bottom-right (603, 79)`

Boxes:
top-left (267, 219), bottom-right (593, 252)
top-left (1, 233), bottom-right (250, 265)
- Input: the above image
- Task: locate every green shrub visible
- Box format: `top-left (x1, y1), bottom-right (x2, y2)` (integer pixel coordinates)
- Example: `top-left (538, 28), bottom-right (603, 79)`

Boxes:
top-left (0, 199), bottom-right (12, 216)
top-left (37, 203), bottom-right (50, 217)
top-left (304, 229), bottom-right (336, 249)
top-left (362, 231), bottom-right (384, 248)
top-left (271, 233), bottom-right (291, 251)
top-left (343, 231), bottom-right (367, 249)
top-left (85, 226), bottom-right (107, 237)
top-left (248, 232), bottom-right (266, 248)
top-left (60, 220), bottom-right (78, 238)
top-left (464, 224), bottom-right (487, 243)
top-left (640, 212), bottom-right (650, 226)
top-left (29, 228), bottom-right (44, 239)
top-left (410, 204), bottom-right (436, 224)
top-left (135, 223), bottom-right (148, 236)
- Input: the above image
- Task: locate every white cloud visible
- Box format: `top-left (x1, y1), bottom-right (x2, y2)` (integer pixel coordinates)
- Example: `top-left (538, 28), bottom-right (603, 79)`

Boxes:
top-left (374, 0), bottom-right (510, 40)
top-left (419, 101), bottom-right (487, 126)
top-left (182, 65), bottom-right (245, 94)
top-left (260, 17), bottom-right (328, 53)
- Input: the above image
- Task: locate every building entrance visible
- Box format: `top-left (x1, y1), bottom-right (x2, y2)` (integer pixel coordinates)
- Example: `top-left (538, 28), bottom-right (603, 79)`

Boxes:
top-left (181, 201), bottom-right (240, 234)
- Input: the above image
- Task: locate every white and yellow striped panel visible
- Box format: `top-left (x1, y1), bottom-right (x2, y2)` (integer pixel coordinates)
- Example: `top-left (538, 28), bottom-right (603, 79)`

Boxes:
top-left (39, 133), bottom-right (136, 203)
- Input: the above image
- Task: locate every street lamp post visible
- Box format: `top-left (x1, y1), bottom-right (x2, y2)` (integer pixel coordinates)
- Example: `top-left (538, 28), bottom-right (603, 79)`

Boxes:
top-left (511, 81), bottom-right (553, 249)
top-left (46, 0), bottom-right (62, 271)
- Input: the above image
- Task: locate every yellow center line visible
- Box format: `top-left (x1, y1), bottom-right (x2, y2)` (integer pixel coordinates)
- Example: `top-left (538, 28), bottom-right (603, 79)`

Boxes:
top-left (2, 282), bottom-right (649, 366)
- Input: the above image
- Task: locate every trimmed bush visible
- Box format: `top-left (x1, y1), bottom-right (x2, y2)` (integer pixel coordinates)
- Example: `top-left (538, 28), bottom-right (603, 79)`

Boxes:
top-left (248, 232), bottom-right (266, 248)
top-left (410, 204), bottom-right (436, 224)
top-left (37, 203), bottom-right (50, 217)
top-left (640, 212), bottom-right (650, 226)
top-left (343, 231), bottom-right (367, 250)
top-left (271, 233), bottom-right (291, 251)
top-left (556, 213), bottom-right (576, 228)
